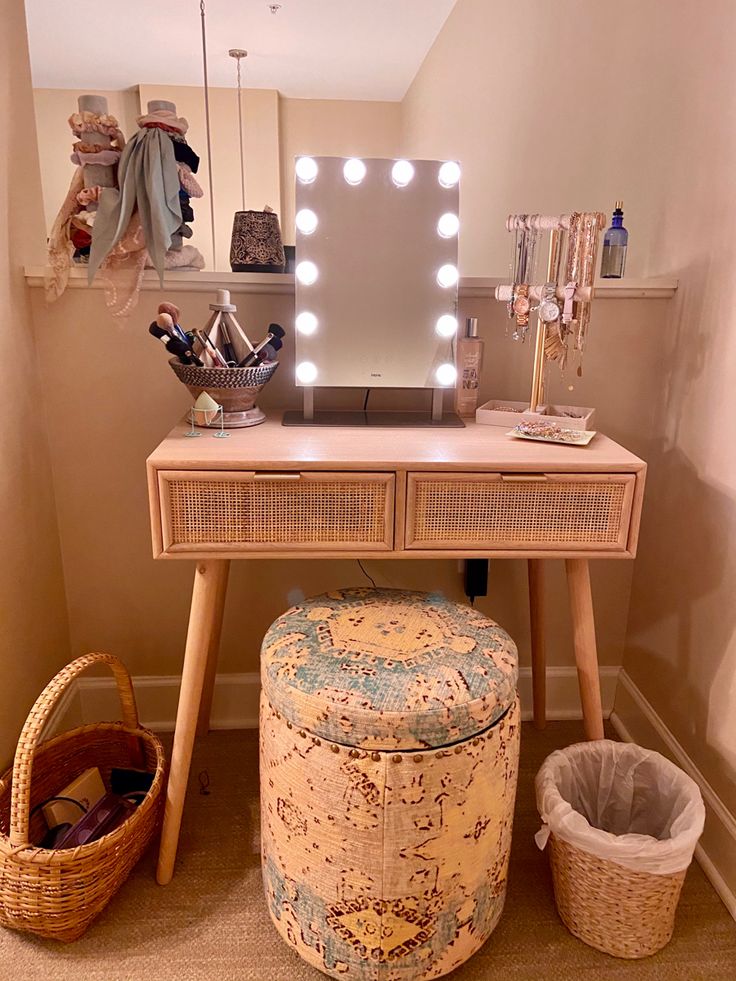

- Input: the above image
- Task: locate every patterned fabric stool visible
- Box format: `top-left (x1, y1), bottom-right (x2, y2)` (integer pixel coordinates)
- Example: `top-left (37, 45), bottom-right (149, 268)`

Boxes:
top-left (260, 587), bottom-right (520, 980)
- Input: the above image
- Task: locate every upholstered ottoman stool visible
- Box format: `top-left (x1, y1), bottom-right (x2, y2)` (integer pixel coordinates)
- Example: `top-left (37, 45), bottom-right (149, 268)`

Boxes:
top-left (260, 587), bottom-right (520, 980)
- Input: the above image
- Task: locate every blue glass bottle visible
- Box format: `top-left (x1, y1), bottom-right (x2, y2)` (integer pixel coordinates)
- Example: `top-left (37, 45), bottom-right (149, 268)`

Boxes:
top-left (601, 201), bottom-right (628, 278)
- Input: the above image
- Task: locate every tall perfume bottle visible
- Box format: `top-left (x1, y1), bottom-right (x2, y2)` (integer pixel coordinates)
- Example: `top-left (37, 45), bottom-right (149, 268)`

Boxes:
top-left (455, 317), bottom-right (484, 417)
top-left (600, 201), bottom-right (628, 278)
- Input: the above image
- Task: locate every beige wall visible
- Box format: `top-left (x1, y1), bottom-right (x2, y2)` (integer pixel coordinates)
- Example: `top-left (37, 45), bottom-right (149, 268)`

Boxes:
top-left (29, 283), bottom-right (666, 684)
top-left (22, 2), bottom-right (736, 904)
top-left (404, 0), bottom-right (736, 899)
top-left (278, 97), bottom-right (403, 240)
top-left (401, 0), bottom-right (673, 278)
top-left (615, 1), bottom-right (736, 881)
top-left (0, 0), bottom-right (70, 766)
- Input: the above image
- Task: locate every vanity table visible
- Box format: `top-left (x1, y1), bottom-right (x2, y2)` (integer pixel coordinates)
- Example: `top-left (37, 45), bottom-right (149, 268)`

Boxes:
top-left (147, 417), bottom-right (645, 883)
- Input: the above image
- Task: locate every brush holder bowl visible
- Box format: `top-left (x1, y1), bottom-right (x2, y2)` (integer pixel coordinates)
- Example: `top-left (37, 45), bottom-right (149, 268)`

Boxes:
top-left (169, 359), bottom-right (278, 428)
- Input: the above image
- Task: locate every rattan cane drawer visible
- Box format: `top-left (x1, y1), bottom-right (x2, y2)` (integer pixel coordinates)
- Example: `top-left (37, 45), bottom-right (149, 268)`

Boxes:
top-left (158, 470), bottom-right (395, 553)
top-left (405, 473), bottom-right (636, 552)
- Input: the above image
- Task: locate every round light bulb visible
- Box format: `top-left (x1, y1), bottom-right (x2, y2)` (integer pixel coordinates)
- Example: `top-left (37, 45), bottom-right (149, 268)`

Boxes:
top-left (435, 314), bottom-right (458, 338)
top-left (296, 361), bottom-right (318, 384)
top-left (391, 159), bottom-right (415, 187)
top-left (438, 161), bottom-right (461, 188)
top-left (436, 263), bottom-right (459, 288)
top-left (437, 212), bottom-right (460, 238)
top-left (296, 260), bottom-right (318, 286)
top-left (295, 208), bottom-right (318, 235)
top-left (295, 156), bottom-right (318, 184)
top-left (295, 311), bottom-right (318, 336)
top-left (435, 363), bottom-right (457, 386)
top-left (343, 158), bottom-right (366, 185)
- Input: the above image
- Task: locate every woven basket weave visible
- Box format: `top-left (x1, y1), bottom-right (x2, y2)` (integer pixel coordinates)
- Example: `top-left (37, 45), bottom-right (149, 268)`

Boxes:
top-left (0, 653), bottom-right (166, 942)
top-left (548, 832), bottom-right (687, 958)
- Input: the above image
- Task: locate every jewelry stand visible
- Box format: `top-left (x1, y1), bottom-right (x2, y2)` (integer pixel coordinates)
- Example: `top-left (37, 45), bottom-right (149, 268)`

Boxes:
top-left (493, 212), bottom-right (604, 426)
top-left (283, 387), bottom-right (464, 428)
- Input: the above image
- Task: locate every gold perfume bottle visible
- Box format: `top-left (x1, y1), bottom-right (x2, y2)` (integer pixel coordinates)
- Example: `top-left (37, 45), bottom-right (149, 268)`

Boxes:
top-left (455, 317), bottom-right (484, 417)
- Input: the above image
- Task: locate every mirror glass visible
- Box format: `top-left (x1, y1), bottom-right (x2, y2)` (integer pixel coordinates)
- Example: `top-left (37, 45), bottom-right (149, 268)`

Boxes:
top-left (294, 157), bottom-right (460, 389)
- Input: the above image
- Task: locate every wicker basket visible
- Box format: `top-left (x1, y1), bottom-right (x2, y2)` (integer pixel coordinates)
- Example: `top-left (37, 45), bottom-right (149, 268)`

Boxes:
top-left (0, 653), bottom-right (166, 942)
top-left (548, 833), bottom-right (687, 959)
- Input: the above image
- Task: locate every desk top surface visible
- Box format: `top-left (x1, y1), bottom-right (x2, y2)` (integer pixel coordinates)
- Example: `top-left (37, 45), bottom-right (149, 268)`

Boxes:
top-left (148, 416), bottom-right (645, 474)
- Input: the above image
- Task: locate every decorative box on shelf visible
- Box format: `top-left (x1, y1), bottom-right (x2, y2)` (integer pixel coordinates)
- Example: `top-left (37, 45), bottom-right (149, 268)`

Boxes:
top-left (475, 399), bottom-right (542, 428)
top-left (476, 399), bottom-right (595, 431)
top-left (536, 404), bottom-right (596, 431)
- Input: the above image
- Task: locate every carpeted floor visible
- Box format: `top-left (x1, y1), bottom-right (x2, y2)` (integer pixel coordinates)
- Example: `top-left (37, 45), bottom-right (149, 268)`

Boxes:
top-left (1, 721), bottom-right (734, 981)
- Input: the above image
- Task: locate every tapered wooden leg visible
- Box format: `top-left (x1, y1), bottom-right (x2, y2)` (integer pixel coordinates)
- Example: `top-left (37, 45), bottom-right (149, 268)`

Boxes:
top-left (565, 558), bottom-right (605, 740)
top-left (528, 559), bottom-right (546, 730)
top-left (196, 561), bottom-right (230, 737)
top-left (157, 560), bottom-right (230, 885)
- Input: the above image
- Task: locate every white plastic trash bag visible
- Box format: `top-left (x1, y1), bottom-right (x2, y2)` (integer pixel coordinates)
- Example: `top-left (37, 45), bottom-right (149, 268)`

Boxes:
top-left (535, 740), bottom-right (705, 876)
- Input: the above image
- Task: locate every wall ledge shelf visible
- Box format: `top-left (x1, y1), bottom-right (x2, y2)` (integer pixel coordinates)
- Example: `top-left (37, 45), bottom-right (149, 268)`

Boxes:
top-left (24, 267), bottom-right (678, 299)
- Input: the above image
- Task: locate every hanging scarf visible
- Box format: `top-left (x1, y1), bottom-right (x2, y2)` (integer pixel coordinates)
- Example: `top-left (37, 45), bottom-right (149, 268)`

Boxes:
top-left (45, 168), bottom-right (85, 302)
top-left (89, 127), bottom-right (182, 285)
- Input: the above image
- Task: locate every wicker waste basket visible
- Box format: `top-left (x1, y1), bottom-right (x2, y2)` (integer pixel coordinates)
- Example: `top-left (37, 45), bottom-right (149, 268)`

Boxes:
top-left (535, 740), bottom-right (705, 959)
top-left (0, 653), bottom-right (166, 942)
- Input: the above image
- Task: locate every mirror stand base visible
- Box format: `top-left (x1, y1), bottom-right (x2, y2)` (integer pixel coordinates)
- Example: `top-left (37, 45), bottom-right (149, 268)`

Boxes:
top-left (282, 409), bottom-right (465, 428)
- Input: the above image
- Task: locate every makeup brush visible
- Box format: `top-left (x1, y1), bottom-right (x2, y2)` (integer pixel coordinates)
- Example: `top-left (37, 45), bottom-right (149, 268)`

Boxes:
top-left (157, 302), bottom-right (189, 346)
top-left (149, 321), bottom-right (203, 366)
top-left (238, 323), bottom-right (286, 367)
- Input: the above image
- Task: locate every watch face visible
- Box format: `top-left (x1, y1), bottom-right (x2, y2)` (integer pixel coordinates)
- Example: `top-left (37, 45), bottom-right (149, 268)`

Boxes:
top-left (513, 296), bottom-right (530, 315)
top-left (540, 299), bottom-right (560, 323)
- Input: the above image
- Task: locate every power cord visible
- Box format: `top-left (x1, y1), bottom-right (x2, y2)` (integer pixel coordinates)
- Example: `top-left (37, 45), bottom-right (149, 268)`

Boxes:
top-left (357, 559), bottom-right (377, 588)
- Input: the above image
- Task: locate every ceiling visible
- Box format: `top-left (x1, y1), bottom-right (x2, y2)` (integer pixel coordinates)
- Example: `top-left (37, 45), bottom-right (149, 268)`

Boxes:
top-left (25, 0), bottom-right (458, 101)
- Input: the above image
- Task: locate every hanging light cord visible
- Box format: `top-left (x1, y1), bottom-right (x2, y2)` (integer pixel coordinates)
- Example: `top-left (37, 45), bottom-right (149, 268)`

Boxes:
top-left (236, 55), bottom-right (246, 211)
top-left (200, 0), bottom-right (217, 268)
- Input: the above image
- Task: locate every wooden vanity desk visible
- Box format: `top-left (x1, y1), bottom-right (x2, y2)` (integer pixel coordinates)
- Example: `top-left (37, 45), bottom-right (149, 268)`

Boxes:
top-left (147, 416), bottom-right (646, 883)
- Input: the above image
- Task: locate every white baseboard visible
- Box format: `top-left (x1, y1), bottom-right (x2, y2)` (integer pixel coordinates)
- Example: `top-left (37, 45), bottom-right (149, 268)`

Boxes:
top-left (611, 669), bottom-right (736, 921)
top-left (48, 664), bottom-right (620, 734)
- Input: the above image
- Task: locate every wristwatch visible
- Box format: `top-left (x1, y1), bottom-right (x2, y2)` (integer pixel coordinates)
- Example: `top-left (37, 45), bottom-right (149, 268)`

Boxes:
top-left (513, 284), bottom-right (530, 327)
top-left (539, 282), bottom-right (560, 324)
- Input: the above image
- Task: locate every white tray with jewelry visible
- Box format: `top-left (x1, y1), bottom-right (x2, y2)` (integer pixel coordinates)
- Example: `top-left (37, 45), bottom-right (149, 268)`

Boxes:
top-left (507, 421), bottom-right (597, 446)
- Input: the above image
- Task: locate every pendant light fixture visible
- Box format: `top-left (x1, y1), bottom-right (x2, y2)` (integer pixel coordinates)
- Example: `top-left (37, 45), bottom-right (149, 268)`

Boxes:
top-left (228, 45), bottom-right (286, 274)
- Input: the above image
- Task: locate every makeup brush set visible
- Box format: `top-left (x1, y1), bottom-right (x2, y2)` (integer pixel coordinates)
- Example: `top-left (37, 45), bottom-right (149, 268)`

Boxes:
top-left (150, 289), bottom-right (284, 428)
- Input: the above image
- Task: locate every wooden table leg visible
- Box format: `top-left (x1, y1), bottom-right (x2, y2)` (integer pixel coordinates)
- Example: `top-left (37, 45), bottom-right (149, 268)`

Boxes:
top-left (565, 558), bottom-right (605, 740)
top-left (528, 559), bottom-right (546, 730)
top-left (156, 560), bottom-right (230, 885)
top-left (196, 561), bottom-right (230, 737)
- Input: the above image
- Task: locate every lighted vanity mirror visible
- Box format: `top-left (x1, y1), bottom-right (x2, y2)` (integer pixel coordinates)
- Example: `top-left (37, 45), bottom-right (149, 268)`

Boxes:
top-left (292, 156), bottom-right (460, 396)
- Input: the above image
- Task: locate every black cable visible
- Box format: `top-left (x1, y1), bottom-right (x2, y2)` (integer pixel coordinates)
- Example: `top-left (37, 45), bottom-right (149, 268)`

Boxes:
top-left (363, 388), bottom-right (371, 413)
top-left (30, 795), bottom-right (87, 819)
top-left (357, 559), bottom-right (377, 588)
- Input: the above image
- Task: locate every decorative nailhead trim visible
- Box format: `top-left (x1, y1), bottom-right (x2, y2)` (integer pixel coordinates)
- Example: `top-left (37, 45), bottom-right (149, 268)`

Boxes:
top-left (414, 755), bottom-right (423, 763)
top-left (371, 752), bottom-right (381, 762)
top-left (286, 721), bottom-right (292, 729)
top-left (331, 745), bottom-right (340, 754)
top-left (392, 755), bottom-right (402, 763)
top-left (454, 746), bottom-right (463, 754)
top-left (298, 730), bottom-right (307, 738)
top-left (349, 749), bottom-right (360, 758)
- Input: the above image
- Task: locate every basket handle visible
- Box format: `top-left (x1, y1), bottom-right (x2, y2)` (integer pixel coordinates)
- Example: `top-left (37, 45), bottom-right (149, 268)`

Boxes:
top-left (9, 652), bottom-right (140, 848)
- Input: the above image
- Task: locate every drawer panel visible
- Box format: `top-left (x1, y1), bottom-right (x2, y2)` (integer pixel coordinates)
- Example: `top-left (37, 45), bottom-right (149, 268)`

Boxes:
top-left (405, 473), bottom-right (636, 551)
top-left (159, 471), bottom-right (394, 553)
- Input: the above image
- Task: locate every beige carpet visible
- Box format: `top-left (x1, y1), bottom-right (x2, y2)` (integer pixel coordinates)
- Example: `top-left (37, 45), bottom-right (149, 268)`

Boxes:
top-left (1, 722), bottom-right (734, 981)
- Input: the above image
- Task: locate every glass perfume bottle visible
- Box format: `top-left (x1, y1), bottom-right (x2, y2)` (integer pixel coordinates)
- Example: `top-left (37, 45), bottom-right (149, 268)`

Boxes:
top-left (600, 201), bottom-right (628, 278)
top-left (455, 317), bottom-right (484, 417)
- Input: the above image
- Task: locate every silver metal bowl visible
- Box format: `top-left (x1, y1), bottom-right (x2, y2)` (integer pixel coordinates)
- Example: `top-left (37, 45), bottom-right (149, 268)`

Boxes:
top-left (170, 359), bottom-right (278, 428)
